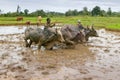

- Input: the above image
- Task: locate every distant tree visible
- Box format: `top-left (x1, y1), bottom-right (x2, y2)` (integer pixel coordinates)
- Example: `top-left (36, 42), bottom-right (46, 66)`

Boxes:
top-left (72, 9), bottom-right (79, 16)
top-left (10, 12), bottom-right (18, 17)
top-left (83, 7), bottom-right (89, 15)
top-left (0, 9), bottom-right (1, 14)
top-left (1, 5), bottom-right (120, 17)
top-left (78, 11), bottom-right (83, 15)
top-left (91, 6), bottom-right (101, 16)
top-left (30, 9), bottom-right (46, 17)
top-left (17, 5), bottom-right (21, 14)
top-left (36, 10), bottom-right (46, 17)
top-left (101, 10), bottom-right (107, 16)
top-left (24, 9), bottom-right (29, 16)
top-left (65, 9), bottom-right (79, 16)
top-left (112, 12), bottom-right (120, 17)
top-left (107, 7), bottom-right (112, 16)
top-left (46, 11), bottom-right (64, 17)
top-left (19, 11), bottom-right (24, 16)
top-left (65, 10), bottom-right (72, 16)
top-left (116, 12), bottom-right (120, 17)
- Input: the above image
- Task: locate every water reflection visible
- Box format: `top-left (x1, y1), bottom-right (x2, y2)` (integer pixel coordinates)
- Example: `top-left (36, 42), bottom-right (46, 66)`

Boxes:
top-left (0, 25), bottom-right (45, 35)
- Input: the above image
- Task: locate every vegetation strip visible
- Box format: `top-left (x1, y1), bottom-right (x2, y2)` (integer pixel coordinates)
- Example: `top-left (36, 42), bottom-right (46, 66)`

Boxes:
top-left (0, 16), bottom-right (120, 31)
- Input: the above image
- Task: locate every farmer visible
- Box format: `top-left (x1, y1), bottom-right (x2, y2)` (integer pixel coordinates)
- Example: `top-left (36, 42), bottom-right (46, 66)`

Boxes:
top-left (44, 17), bottom-right (55, 29)
top-left (44, 18), bottom-right (56, 42)
top-left (77, 20), bottom-right (84, 30)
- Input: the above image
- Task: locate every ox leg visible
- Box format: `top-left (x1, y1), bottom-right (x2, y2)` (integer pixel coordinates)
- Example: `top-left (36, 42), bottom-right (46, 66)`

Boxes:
top-left (57, 30), bottom-right (65, 42)
top-left (85, 35), bottom-right (89, 41)
top-left (24, 38), bottom-right (29, 47)
top-left (38, 41), bottom-right (41, 49)
top-left (65, 39), bottom-right (76, 49)
top-left (26, 43), bottom-right (29, 47)
top-left (28, 40), bottom-right (32, 48)
top-left (25, 40), bottom-right (29, 47)
top-left (45, 41), bottom-right (56, 50)
top-left (65, 39), bottom-right (75, 45)
top-left (38, 45), bottom-right (41, 49)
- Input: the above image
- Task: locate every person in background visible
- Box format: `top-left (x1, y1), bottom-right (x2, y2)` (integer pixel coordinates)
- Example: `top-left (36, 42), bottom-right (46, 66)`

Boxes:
top-left (77, 20), bottom-right (84, 30)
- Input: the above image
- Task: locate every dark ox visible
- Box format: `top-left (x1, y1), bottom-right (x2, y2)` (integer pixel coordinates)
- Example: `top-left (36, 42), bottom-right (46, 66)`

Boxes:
top-left (60, 25), bottom-right (98, 45)
top-left (61, 25), bottom-right (86, 45)
top-left (24, 27), bottom-right (64, 49)
top-left (16, 17), bottom-right (23, 21)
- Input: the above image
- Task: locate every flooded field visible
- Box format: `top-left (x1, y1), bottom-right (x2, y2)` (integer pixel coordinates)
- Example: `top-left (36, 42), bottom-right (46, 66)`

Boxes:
top-left (0, 26), bottom-right (120, 80)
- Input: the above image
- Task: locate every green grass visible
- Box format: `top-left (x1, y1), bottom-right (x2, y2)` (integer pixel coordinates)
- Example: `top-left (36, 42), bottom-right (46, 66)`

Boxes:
top-left (0, 16), bottom-right (120, 30)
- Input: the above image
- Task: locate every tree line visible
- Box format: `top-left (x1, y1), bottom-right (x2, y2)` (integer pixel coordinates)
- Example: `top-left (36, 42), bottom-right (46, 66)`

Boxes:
top-left (0, 5), bottom-right (120, 17)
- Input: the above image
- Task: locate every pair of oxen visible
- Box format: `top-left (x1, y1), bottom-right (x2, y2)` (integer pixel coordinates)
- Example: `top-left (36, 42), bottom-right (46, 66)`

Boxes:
top-left (24, 25), bottom-right (98, 50)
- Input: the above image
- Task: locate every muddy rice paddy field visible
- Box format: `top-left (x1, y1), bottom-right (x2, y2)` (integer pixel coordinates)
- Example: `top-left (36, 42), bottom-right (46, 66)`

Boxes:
top-left (0, 26), bottom-right (120, 80)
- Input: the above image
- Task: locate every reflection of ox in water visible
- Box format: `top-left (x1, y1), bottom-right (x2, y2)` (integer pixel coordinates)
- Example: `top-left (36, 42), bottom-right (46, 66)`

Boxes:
top-left (16, 17), bottom-right (23, 21)
top-left (24, 27), bottom-right (64, 50)
top-left (60, 25), bottom-right (98, 48)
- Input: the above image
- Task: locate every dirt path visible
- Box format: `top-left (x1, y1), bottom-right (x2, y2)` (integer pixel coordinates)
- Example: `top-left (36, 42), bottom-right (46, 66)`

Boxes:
top-left (0, 27), bottom-right (120, 80)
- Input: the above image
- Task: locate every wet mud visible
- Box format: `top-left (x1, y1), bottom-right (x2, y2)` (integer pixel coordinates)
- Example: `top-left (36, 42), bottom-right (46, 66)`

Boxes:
top-left (0, 27), bottom-right (120, 80)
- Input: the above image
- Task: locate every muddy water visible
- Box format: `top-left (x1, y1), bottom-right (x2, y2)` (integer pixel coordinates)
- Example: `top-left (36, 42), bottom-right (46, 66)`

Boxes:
top-left (85, 29), bottom-right (120, 80)
top-left (0, 26), bottom-right (120, 80)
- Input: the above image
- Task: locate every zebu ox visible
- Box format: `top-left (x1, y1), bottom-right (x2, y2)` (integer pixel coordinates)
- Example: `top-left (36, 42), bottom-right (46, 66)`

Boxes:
top-left (61, 25), bottom-right (86, 45)
top-left (16, 17), bottom-right (23, 21)
top-left (24, 27), bottom-right (64, 50)
top-left (60, 25), bottom-right (98, 48)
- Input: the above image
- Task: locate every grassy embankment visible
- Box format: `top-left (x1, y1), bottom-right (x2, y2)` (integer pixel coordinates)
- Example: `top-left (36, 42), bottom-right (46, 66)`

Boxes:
top-left (0, 16), bottom-right (120, 31)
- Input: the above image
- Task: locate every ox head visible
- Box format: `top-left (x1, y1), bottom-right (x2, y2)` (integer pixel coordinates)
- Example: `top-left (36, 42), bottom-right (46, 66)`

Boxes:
top-left (89, 26), bottom-right (98, 36)
top-left (47, 28), bottom-right (65, 43)
top-left (84, 26), bottom-right (98, 41)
